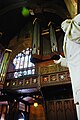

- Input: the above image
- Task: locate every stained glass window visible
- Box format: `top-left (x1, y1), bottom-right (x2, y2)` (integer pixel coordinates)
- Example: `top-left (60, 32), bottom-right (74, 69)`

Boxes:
top-left (13, 48), bottom-right (35, 78)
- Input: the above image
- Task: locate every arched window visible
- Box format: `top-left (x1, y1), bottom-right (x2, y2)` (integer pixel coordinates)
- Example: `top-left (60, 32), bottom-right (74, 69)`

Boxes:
top-left (13, 48), bottom-right (35, 78)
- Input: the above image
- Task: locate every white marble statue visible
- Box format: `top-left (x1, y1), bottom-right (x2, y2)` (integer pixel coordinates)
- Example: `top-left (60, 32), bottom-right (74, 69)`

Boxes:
top-left (54, 14), bottom-right (80, 120)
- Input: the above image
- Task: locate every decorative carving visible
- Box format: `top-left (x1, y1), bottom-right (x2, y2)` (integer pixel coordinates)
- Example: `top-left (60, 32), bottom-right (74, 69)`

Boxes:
top-left (18, 80), bottom-right (23, 86)
top-left (50, 74), bottom-right (57, 81)
top-left (7, 82), bottom-right (10, 86)
top-left (66, 72), bottom-right (71, 81)
top-left (46, 99), bottom-right (77, 120)
top-left (42, 76), bottom-right (49, 83)
top-left (11, 80), bottom-right (17, 87)
top-left (32, 78), bottom-right (37, 83)
top-left (40, 64), bottom-right (68, 75)
top-left (25, 79), bottom-right (30, 85)
top-left (58, 73), bottom-right (66, 81)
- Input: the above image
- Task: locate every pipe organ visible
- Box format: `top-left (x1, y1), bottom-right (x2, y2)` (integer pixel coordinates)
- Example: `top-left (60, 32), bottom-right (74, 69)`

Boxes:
top-left (31, 19), bottom-right (58, 63)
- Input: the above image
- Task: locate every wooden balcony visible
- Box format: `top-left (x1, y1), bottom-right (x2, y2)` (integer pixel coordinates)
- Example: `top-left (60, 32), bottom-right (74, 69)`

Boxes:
top-left (4, 74), bottom-right (39, 93)
top-left (40, 71), bottom-right (71, 87)
top-left (4, 64), bottom-right (71, 93)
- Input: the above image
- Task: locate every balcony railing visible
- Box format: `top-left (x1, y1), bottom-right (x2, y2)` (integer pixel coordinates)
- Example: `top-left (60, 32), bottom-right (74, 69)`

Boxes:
top-left (4, 64), bottom-right (71, 91)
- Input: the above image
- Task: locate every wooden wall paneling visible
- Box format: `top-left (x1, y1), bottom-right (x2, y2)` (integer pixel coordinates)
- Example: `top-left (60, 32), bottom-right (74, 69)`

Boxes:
top-left (46, 99), bottom-right (77, 120)
top-left (47, 101), bottom-right (56, 120)
top-left (56, 101), bottom-right (65, 120)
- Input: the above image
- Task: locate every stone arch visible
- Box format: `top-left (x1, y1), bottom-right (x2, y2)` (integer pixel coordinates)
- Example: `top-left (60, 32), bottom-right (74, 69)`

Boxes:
top-left (8, 36), bottom-right (32, 60)
top-left (8, 21), bottom-right (33, 60)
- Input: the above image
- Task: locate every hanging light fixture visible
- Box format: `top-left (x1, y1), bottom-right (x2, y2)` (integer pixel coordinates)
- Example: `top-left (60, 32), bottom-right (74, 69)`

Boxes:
top-left (34, 102), bottom-right (38, 107)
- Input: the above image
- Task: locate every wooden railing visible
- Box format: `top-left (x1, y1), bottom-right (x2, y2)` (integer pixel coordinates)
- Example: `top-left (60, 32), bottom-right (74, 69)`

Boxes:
top-left (4, 64), bottom-right (71, 91)
top-left (40, 71), bottom-right (71, 87)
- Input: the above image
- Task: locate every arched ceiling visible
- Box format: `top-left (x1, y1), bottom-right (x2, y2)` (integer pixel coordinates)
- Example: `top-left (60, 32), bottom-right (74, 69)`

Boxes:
top-left (0, 0), bottom-right (78, 48)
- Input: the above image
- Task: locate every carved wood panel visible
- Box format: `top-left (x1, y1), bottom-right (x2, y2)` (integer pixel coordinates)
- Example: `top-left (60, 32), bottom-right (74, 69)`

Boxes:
top-left (40, 63), bottom-right (68, 75)
top-left (46, 99), bottom-right (77, 120)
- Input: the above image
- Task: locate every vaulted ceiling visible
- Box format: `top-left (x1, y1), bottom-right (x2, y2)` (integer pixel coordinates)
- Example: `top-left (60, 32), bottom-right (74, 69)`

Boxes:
top-left (0, 0), bottom-right (78, 48)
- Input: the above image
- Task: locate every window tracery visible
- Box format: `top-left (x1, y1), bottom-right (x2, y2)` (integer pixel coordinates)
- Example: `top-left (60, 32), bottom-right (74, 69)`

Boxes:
top-left (13, 48), bottom-right (35, 78)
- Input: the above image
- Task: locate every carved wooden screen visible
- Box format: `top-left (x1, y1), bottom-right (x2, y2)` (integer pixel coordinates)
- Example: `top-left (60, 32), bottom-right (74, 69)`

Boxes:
top-left (46, 99), bottom-right (77, 120)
